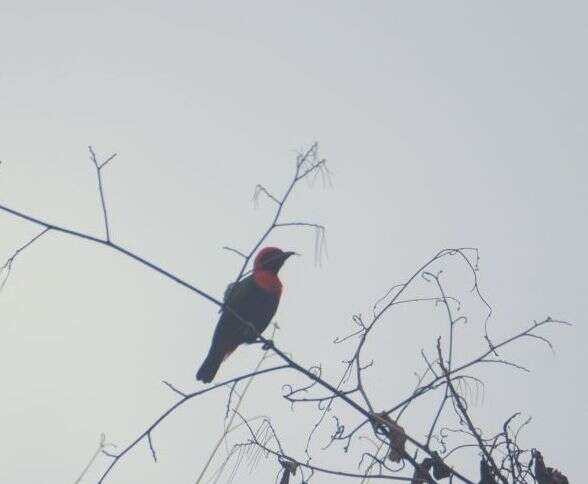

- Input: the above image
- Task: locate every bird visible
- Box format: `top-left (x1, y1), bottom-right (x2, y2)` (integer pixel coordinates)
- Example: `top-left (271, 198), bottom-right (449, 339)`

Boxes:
top-left (196, 247), bottom-right (296, 383)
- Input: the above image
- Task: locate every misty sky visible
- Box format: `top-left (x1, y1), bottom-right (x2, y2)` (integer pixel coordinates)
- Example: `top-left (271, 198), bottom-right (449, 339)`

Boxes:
top-left (0, 2), bottom-right (586, 483)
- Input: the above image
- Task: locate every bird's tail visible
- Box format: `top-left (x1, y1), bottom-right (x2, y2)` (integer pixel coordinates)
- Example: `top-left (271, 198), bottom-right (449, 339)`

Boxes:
top-left (196, 351), bottom-right (223, 383)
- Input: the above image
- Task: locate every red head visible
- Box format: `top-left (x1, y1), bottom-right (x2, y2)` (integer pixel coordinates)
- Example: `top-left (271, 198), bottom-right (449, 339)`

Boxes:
top-left (253, 247), bottom-right (297, 274)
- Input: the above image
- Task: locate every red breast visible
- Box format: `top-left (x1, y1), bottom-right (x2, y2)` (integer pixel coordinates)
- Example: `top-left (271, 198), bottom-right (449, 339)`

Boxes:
top-left (253, 271), bottom-right (283, 297)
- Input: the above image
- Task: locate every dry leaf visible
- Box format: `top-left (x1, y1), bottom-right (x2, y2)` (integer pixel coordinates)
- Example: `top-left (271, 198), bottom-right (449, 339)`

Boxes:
top-left (411, 458), bottom-right (433, 484)
top-left (278, 458), bottom-right (298, 484)
top-left (534, 451), bottom-right (569, 484)
top-left (374, 412), bottom-right (407, 462)
top-left (430, 452), bottom-right (451, 479)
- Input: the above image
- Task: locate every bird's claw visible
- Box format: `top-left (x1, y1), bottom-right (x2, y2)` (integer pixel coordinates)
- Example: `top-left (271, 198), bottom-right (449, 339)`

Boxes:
top-left (262, 339), bottom-right (274, 351)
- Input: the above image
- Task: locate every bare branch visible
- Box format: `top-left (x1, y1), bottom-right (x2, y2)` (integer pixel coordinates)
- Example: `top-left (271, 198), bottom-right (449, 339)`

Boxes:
top-left (437, 338), bottom-right (507, 484)
top-left (222, 246), bottom-right (248, 259)
top-left (74, 433), bottom-right (116, 484)
top-left (0, 227), bottom-right (50, 293)
top-left (253, 184), bottom-right (280, 206)
top-left (97, 364), bottom-right (289, 483)
top-left (234, 411), bottom-right (416, 481)
top-left (0, 147), bottom-right (571, 484)
top-left (147, 432), bottom-right (157, 463)
top-left (88, 146), bottom-right (116, 241)
top-left (162, 380), bottom-right (188, 398)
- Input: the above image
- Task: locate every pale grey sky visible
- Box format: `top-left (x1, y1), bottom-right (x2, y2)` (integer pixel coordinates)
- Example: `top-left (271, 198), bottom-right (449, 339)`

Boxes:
top-left (0, 2), bottom-right (586, 483)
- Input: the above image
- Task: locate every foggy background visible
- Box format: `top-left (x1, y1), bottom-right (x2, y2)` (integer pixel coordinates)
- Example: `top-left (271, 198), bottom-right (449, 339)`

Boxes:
top-left (0, 1), bottom-right (586, 483)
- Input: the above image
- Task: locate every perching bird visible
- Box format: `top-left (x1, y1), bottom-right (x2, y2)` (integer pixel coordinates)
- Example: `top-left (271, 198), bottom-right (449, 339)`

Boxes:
top-left (196, 247), bottom-right (296, 383)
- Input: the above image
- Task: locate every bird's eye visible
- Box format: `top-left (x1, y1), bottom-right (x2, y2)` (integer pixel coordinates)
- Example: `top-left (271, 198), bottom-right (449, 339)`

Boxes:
top-left (264, 251), bottom-right (280, 265)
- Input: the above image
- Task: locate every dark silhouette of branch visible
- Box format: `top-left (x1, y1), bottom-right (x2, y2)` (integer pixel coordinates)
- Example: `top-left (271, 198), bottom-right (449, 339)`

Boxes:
top-left (234, 411), bottom-right (420, 482)
top-left (0, 148), bottom-right (450, 483)
top-left (74, 433), bottom-right (116, 484)
top-left (437, 337), bottom-right (507, 484)
top-left (421, 270), bottom-right (458, 449)
top-left (1, 227), bottom-right (50, 292)
top-left (0, 145), bottom-right (571, 484)
top-left (147, 432), bottom-right (157, 463)
top-left (381, 317), bottom-right (568, 419)
top-left (97, 364), bottom-right (289, 483)
top-left (88, 146), bottom-right (116, 241)
top-left (234, 142), bottom-right (329, 284)
top-left (222, 246), bottom-right (248, 259)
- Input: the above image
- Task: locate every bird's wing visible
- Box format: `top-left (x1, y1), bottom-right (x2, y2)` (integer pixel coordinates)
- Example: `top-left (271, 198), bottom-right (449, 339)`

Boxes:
top-left (220, 282), bottom-right (235, 311)
top-left (220, 276), bottom-right (255, 312)
top-left (223, 282), bottom-right (235, 301)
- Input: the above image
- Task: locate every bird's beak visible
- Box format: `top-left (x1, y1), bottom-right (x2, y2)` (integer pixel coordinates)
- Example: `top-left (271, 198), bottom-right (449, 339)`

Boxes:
top-left (283, 251), bottom-right (298, 259)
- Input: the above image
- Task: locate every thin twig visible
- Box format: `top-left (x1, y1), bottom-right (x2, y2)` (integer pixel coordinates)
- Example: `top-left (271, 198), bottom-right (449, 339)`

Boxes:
top-left (97, 364), bottom-right (289, 483)
top-left (88, 146), bottom-right (116, 241)
top-left (437, 338), bottom-right (507, 484)
top-left (74, 433), bottom-right (116, 484)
